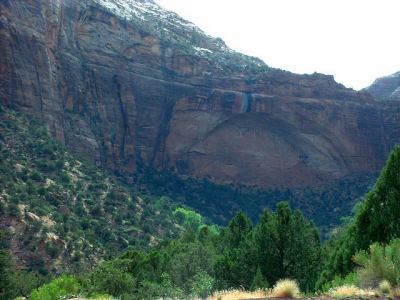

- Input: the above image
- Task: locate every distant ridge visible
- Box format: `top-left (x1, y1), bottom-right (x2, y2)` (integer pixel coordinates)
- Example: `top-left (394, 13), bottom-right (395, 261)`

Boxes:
top-left (364, 71), bottom-right (400, 100)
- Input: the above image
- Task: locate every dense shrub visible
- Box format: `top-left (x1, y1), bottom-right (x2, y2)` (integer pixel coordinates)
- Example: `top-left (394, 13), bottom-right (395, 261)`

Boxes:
top-left (29, 275), bottom-right (80, 300)
top-left (354, 239), bottom-right (400, 289)
top-left (90, 260), bottom-right (135, 297)
top-left (190, 270), bottom-right (215, 298)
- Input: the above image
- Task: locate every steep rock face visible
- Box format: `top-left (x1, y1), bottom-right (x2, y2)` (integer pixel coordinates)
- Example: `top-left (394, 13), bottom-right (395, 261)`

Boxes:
top-left (1, 0), bottom-right (400, 188)
top-left (365, 71), bottom-right (400, 100)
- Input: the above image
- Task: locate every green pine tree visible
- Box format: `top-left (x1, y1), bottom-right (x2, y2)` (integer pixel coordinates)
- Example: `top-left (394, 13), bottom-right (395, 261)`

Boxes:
top-left (214, 211), bottom-right (255, 290)
top-left (250, 265), bottom-right (269, 291)
top-left (317, 145), bottom-right (400, 289)
top-left (355, 144), bottom-right (400, 246)
top-left (253, 202), bottom-right (322, 292)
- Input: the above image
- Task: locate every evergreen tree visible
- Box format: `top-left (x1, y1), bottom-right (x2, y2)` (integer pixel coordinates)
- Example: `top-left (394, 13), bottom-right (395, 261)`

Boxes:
top-left (250, 265), bottom-right (269, 291)
top-left (223, 210), bottom-right (253, 249)
top-left (356, 145), bottom-right (400, 246)
top-left (214, 211), bottom-right (255, 289)
top-left (317, 145), bottom-right (400, 289)
top-left (253, 202), bottom-right (321, 291)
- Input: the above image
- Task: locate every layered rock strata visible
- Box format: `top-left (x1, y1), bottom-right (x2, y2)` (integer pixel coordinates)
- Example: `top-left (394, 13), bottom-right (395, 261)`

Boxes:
top-left (1, 0), bottom-right (400, 187)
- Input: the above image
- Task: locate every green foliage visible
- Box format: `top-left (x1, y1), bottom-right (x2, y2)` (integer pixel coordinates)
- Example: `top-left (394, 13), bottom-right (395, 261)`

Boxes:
top-left (224, 211), bottom-right (253, 249)
top-left (29, 275), bottom-right (80, 300)
top-left (90, 260), bottom-right (135, 297)
top-left (0, 106), bottom-right (199, 273)
top-left (317, 272), bottom-right (359, 293)
top-left (214, 211), bottom-right (255, 290)
top-left (318, 145), bottom-right (400, 288)
top-left (4, 104), bottom-right (392, 298)
top-left (379, 280), bottom-right (391, 294)
top-left (135, 280), bottom-right (163, 299)
top-left (200, 224), bottom-right (219, 235)
top-left (7, 203), bottom-right (20, 217)
top-left (173, 207), bottom-right (202, 232)
top-left (0, 249), bottom-right (15, 299)
top-left (254, 202), bottom-right (322, 292)
top-left (0, 232), bottom-right (51, 300)
top-left (21, 201), bottom-right (323, 298)
top-left (159, 273), bottom-right (184, 299)
top-left (136, 164), bottom-right (376, 241)
top-left (12, 270), bottom-right (52, 298)
top-left (168, 236), bottom-right (216, 293)
top-left (212, 203), bottom-right (321, 292)
top-left (250, 266), bottom-right (269, 291)
top-left (214, 203), bottom-right (321, 292)
top-left (45, 241), bottom-right (62, 258)
top-left (354, 238), bottom-right (400, 288)
top-left (0, 230), bottom-right (16, 299)
top-left (115, 235), bottom-right (216, 298)
top-left (355, 145), bottom-right (400, 245)
top-left (190, 270), bottom-right (215, 299)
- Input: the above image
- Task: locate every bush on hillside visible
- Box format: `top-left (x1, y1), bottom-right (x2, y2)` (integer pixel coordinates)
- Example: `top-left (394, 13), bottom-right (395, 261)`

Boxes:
top-left (90, 260), bottom-right (135, 297)
top-left (318, 272), bottom-right (359, 293)
top-left (29, 275), bottom-right (80, 300)
top-left (190, 270), bottom-right (215, 299)
top-left (353, 238), bottom-right (400, 290)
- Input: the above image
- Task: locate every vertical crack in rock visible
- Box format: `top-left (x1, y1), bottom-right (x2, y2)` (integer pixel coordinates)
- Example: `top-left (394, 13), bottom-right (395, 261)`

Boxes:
top-left (151, 95), bottom-right (175, 168)
top-left (113, 74), bottom-right (128, 166)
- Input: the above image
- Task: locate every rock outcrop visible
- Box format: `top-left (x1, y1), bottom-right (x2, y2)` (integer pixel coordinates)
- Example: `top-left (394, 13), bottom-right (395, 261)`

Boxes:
top-left (364, 71), bottom-right (400, 100)
top-left (1, 0), bottom-right (400, 188)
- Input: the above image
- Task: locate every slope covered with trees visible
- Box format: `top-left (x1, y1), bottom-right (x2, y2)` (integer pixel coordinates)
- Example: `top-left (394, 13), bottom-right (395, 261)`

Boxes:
top-left (0, 106), bottom-right (210, 274)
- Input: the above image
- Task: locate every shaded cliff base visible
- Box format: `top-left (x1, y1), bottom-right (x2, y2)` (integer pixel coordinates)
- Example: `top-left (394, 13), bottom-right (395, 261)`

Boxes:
top-left (128, 165), bottom-right (378, 240)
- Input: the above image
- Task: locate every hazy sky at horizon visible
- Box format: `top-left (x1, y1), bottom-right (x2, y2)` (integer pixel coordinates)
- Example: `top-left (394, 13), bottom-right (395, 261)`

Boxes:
top-left (156, 0), bottom-right (400, 90)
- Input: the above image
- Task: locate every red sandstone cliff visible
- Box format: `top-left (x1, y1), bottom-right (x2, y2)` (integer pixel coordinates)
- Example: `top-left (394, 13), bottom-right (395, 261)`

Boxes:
top-left (1, 0), bottom-right (399, 187)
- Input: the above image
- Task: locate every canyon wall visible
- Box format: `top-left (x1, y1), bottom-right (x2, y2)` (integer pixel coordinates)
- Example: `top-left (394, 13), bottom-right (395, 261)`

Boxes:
top-left (1, 0), bottom-right (400, 187)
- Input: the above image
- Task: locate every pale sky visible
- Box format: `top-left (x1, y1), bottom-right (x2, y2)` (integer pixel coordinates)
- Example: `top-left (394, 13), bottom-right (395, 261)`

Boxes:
top-left (156, 0), bottom-right (400, 90)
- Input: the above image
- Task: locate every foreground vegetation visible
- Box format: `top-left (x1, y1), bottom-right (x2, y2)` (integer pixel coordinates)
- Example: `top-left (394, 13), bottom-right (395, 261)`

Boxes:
top-left (1, 105), bottom-right (400, 299)
top-left (3, 198), bottom-right (321, 299)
